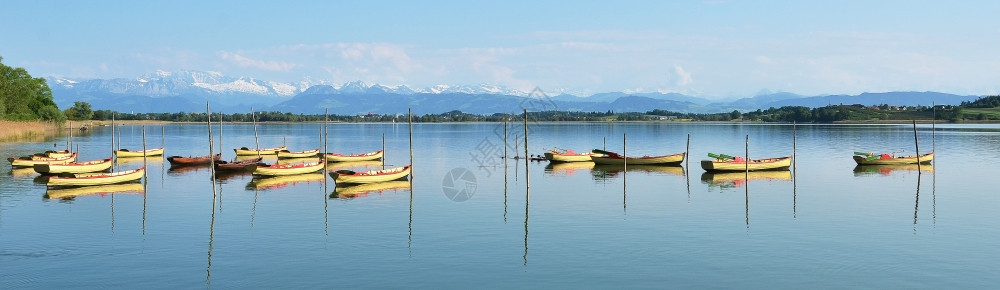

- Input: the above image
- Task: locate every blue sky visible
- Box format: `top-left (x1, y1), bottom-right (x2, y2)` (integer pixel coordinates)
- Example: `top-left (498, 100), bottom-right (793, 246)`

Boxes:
top-left (2, 0), bottom-right (998, 98)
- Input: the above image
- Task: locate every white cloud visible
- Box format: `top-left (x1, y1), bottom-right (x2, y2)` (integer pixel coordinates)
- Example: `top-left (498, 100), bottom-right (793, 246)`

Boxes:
top-left (219, 52), bottom-right (296, 72)
top-left (674, 66), bottom-right (692, 87)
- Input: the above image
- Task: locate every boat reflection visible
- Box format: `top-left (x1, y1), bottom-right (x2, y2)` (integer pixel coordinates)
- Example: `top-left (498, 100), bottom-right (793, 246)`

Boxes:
top-left (10, 167), bottom-right (37, 178)
top-left (544, 162), bottom-right (595, 176)
top-left (325, 160), bottom-right (383, 172)
top-left (276, 157), bottom-right (320, 165)
top-left (330, 180), bottom-right (411, 199)
top-left (854, 164), bottom-right (934, 177)
top-left (44, 182), bottom-right (145, 200)
top-left (246, 173), bottom-right (326, 190)
top-left (167, 164), bottom-right (212, 175)
top-left (591, 164), bottom-right (685, 181)
top-left (701, 170), bottom-right (792, 189)
top-left (116, 156), bottom-right (164, 166)
top-left (214, 170), bottom-right (252, 183)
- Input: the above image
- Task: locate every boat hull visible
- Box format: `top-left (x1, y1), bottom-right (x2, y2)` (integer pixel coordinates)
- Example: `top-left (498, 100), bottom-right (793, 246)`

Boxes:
top-left (853, 152), bottom-right (934, 165)
top-left (330, 165), bottom-right (411, 184)
top-left (116, 148), bottom-right (165, 157)
top-left (253, 162), bottom-right (324, 176)
top-left (34, 158), bottom-right (112, 174)
top-left (701, 156), bottom-right (792, 172)
top-left (591, 152), bottom-right (686, 165)
top-left (9, 153), bottom-right (77, 167)
top-left (167, 154), bottom-right (221, 166)
top-left (215, 157), bottom-right (262, 172)
top-left (544, 152), bottom-right (599, 162)
top-left (277, 149), bottom-right (321, 159)
top-left (46, 167), bottom-right (145, 187)
top-left (324, 150), bottom-right (383, 162)
top-left (234, 146), bottom-right (286, 156)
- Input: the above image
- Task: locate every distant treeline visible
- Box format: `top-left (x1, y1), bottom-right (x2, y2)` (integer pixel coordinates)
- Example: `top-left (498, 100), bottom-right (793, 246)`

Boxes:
top-left (84, 95), bottom-right (1000, 123)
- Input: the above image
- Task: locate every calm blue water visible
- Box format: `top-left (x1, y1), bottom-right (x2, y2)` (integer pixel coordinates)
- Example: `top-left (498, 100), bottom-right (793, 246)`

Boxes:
top-left (2, 122), bottom-right (1000, 288)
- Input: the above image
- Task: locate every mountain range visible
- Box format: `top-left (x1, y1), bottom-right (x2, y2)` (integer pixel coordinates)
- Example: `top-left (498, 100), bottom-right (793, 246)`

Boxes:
top-left (48, 71), bottom-right (984, 115)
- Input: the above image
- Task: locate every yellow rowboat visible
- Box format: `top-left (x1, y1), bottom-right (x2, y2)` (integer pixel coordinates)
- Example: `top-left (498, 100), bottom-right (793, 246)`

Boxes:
top-left (701, 170), bottom-right (792, 188)
top-left (330, 165), bottom-right (411, 184)
top-left (9, 153), bottom-right (77, 167)
top-left (247, 173), bottom-right (325, 190)
top-left (46, 150), bottom-right (74, 158)
top-left (854, 164), bottom-right (934, 176)
top-left (323, 150), bottom-right (383, 162)
top-left (252, 161), bottom-right (324, 176)
top-left (331, 180), bottom-right (411, 198)
top-left (591, 151), bottom-right (686, 165)
top-left (544, 149), bottom-right (604, 162)
top-left (853, 152), bottom-right (934, 165)
top-left (701, 156), bottom-right (792, 172)
top-left (116, 147), bottom-right (164, 157)
top-left (277, 148), bottom-right (321, 159)
top-left (544, 161), bottom-right (595, 176)
top-left (44, 183), bottom-right (145, 200)
top-left (234, 146), bottom-right (286, 156)
top-left (34, 158), bottom-right (112, 174)
top-left (46, 167), bottom-right (145, 187)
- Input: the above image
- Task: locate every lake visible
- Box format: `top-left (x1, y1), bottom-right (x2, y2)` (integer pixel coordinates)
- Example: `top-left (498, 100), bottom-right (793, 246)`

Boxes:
top-left (2, 122), bottom-right (999, 289)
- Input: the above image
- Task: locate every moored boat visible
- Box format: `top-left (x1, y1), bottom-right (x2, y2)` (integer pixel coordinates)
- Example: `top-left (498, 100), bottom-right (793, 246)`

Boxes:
top-left (33, 157), bottom-right (112, 174)
top-left (277, 148), bottom-right (321, 159)
top-left (234, 146), bottom-right (286, 156)
top-left (9, 153), bottom-right (77, 167)
top-left (852, 151), bottom-right (934, 165)
top-left (167, 154), bottom-right (221, 166)
top-left (544, 149), bottom-right (603, 162)
top-left (330, 165), bottom-right (411, 184)
top-left (590, 150), bottom-right (686, 165)
top-left (44, 150), bottom-right (73, 158)
top-left (323, 150), bottom-right (383, 162)
top-left (116, 147), bottom-right (165, 157)
top-left (215, 157), bottom-right (262, 172)
top-left (252, 161), bottom-right (324, 176)
top-left (700, 154), bottom-right (792, 172)
top-left (46, 167), bottom-right (145, 187)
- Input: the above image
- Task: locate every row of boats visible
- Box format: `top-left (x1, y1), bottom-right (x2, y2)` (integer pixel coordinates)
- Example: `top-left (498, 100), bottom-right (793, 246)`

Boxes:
top-left (7, 146), bottom-right (411, 188)
top-left (543, 148), bottom-right (935, 170)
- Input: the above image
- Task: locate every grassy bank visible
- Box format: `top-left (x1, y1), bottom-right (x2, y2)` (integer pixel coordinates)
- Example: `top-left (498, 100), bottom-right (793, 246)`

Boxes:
top-left (0, 121), bottom-right (59, 142)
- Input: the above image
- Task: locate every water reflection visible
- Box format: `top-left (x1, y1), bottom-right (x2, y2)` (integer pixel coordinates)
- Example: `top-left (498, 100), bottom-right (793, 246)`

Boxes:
top-left (43, 182), bottom-right (145, 200)
top-left (543, 162), bottom-right (594, 176)
top-left (329, 180), bottom-right (411, 199)
top-left (700, 170), bottom-right (792, 189)
top-left (167, 164), bottom-right (212, 175)
top-left (325, 160), bottom-right (383, 172)
top-left (248, 173), bottom-right (326, 190)
top-left (853, 164), bottom-right (934, 177)
top-left (10, 167), bottom-right (37, 178)
top-left (590, 164), bottom-right (685, 182)
top-left (116, 156), bottom-right (164, 166)
top-left (276, 157), bottom-right (321, 165)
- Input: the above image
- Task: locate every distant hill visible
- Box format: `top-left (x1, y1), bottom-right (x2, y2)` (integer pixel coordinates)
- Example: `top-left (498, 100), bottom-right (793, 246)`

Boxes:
top-left (48, 71), bottom-right (984, 114)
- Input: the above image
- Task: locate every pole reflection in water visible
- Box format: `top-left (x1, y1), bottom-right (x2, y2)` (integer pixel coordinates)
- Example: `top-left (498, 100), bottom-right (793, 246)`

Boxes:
top-left (914, 171), bottom-right (922, 228)
top-left (142, 178), bottom-right (147, 235)
top-left (523, 159), bottom-right (530, 266)
top-left (206, 187), bottom-right (217, 287)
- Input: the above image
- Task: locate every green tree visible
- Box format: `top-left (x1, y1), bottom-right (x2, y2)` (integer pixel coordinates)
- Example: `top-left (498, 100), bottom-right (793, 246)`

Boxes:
top-left (0, 56), bottom-right (63, 121)
top-left (64, 101), bottom-right (94, 120)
